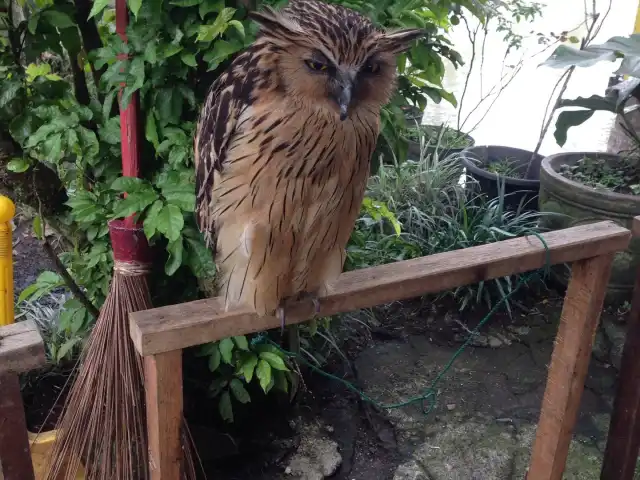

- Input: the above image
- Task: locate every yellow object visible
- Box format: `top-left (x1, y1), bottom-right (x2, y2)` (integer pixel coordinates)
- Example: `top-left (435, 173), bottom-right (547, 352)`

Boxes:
top-left (28, 431), bottom-right (85, 480)
top-left (0, 195), bottom-right (15, 326)
top-left (635, 3), bottom-right (640, 34)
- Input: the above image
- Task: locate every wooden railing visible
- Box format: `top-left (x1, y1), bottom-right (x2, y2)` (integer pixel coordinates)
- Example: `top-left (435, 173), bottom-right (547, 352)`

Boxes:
top-left (128, 221), bottom-right (631, 480)
top-left (0, 320), bottom-right (46, 480)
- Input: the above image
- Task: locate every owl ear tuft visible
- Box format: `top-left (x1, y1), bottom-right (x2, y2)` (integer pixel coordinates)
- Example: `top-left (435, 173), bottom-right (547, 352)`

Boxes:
top-left (379, 28), bottom-right (426, 54)
top-left (249, 6), bottom-right (303, 41)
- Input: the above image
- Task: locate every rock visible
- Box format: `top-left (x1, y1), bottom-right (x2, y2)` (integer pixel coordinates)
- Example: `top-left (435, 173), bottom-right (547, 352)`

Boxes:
top-left (393, 460), bottom-right (428, 480)
top-left (394, 422), bottom-right (518, 480)
top-left (285, 421), bottom-right (342, 480)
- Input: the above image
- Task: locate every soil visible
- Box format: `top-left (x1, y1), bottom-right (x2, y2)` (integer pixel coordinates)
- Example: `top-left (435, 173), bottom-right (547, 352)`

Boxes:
top-left (558, 155), bottom-right (640, 195)
top-left (13, 218), bottom-right (629, 479)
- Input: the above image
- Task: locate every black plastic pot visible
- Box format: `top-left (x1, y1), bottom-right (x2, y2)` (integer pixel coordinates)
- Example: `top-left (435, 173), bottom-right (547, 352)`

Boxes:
top-left (406, 125), bottom-right (475, 161)
top-left (459, 145), bottom-right (543, 212)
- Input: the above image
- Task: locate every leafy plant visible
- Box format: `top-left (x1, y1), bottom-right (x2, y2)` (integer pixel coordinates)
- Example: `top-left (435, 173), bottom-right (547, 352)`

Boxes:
top-left (196, 335), bottom-right (295, 422)
top-left (485, 156), bottom-right (524, 179)
top-left (17, 290), bottom-right (88, 365)
top-left (348, 130), bottom-right (551, 314)
top-left (558, 155), bottom-right (640, 196)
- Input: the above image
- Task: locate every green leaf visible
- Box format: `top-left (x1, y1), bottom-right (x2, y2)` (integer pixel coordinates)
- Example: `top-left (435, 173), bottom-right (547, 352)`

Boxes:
top-left (7, 158), bottom-right (30, 173)
top-left (199, 0), bottom-right (223, 18)
top-left (146, 112), bottom-right (159, 149)
top-left (89, 0), bottom-right (110, 18)
top-left (218, 391), bottom-right (234, 422)
top-left (154, 204), bottom-right (184, 242)
top-left (240, 353), bottom-right (258, 382)
top-left (165, 238), bottom-right (184, 276)
top-left (543, 44), bottom-right (615, 69)
top-left (259, 351), bottom-right (289, 371)
top-left (163, 187), bottom-right (195, 211)
top-left (256, 359), bottom-right (272, 393)
top-left (197, 7), bottom-right (236, 42)
top-left (144, 42), bottom-right (158, 64)
top-left (42, 10), bottom-right (75, 29)
top-left (143, 200), bottom-right (165, 239)
top-left (112, 190), bottom-right (159, 218)
top-left (181, 52), bottom-right (198, 67)
top-left (110, 176), bottom-right (148, 193)
top-left (32, 216), bottom-right (44, 239)
top-left (229, 378), bottom-right (251, 404)
top-left (227, 20), bottom-right (245, 39)
top-left (219, 337), bottom-right (235, 364)
top-left (171, 0), bottom-right (201, 6)
top-left (128, 0), bottom-right (143, 18)
top-left (233, 336), bottom-right (249, 351)
top-left (208, 347), bottom-right (221, 372)
top-left (553, 109), bottom-right (596, 147)
top-left (273, 370), bottom-right (289, 394)
top-left (56, 337), bottom-right (81, 362)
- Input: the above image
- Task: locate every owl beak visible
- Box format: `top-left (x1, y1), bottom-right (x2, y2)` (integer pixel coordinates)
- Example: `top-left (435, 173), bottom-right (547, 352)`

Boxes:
top-left (337, 83), bottom-right (353, 121)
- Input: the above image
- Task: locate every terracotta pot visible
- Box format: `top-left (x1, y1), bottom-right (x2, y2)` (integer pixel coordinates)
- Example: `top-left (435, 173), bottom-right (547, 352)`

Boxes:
top-left (539, 151), bottom-right (640, 302)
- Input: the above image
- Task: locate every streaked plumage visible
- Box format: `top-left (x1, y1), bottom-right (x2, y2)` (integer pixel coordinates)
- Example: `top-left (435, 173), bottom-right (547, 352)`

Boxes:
top-left (194, 0), bottom-right (424, 321)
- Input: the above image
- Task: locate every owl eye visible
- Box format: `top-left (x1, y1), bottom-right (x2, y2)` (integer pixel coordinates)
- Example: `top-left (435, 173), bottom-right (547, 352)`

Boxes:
top-left (362, 61), bottom-right (380, 74)
top-left (305, 59), bottom-right (328, 72)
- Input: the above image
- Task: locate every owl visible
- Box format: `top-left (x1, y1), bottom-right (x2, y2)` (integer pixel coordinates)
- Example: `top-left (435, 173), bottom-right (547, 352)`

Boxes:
top-left (194, 0), bottom-right (424, 330)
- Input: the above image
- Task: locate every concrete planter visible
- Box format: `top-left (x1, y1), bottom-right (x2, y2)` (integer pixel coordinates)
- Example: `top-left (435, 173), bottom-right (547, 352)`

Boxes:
top-left (539, 151), bottom-right (640, 302)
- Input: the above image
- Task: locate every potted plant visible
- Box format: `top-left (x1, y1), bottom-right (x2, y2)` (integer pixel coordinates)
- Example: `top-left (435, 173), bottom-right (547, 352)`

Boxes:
top-left (536, 32), bottom-right (640, 301)
top-left (459, 145), bottom-right (543, 212)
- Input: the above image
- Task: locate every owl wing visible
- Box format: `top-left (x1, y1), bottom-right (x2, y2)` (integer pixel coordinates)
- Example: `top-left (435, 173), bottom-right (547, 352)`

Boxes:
top-left (194, 60), bottom-right (251, 252)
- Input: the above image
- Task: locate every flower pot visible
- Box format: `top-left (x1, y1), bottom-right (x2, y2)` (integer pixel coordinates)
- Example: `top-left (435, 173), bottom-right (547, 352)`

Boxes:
top-left (406, 125), bottom-right (475, 161)
top-left (539, 151), bottom-right (640, 302)
top-left (460, 145), bottom-right (543, 212)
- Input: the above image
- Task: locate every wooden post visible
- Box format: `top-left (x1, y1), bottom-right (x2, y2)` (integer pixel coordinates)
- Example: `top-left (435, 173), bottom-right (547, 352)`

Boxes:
top-left (0, 373), bottom-right (35, 480)
top-left (0, 320), bottom-right (46, 480)
top-left (600, 217), bottom-right (640, 480)
top-left (527, 254), bottom-right (614, 480)
top-left (145, 350), bottom-right (183, 480)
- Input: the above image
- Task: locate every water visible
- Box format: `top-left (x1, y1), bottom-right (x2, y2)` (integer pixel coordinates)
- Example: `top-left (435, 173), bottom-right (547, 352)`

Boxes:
top-left (422, 0), bottom-right (638, 156)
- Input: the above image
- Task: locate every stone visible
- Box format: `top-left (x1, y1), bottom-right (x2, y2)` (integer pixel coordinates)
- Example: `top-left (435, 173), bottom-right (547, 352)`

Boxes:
top-left (284, 421), bottom-right (342, 480)
top-left (394, 422), bottom-right (518, 480)
top-left (393, 460), bottom-right (428, 480)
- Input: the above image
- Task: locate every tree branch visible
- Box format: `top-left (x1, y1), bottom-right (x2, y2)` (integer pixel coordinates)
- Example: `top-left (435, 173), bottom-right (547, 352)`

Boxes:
top-left (41, 238), bottom-right (100, 319)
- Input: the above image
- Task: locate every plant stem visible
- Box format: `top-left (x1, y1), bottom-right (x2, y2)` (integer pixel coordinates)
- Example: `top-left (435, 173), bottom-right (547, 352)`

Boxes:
top-left (41, 238), bottom-right (100, 319)
top-left (526, 8), bottom-right (602, 177)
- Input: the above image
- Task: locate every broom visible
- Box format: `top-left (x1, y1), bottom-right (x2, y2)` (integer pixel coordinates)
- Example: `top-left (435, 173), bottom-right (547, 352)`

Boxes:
top-left (41, 0), bottom-right (200, 477)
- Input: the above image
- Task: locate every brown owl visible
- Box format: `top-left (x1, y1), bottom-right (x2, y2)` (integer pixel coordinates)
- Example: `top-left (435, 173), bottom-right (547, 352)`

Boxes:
top-left (194, 0), bottom-right (424, 331)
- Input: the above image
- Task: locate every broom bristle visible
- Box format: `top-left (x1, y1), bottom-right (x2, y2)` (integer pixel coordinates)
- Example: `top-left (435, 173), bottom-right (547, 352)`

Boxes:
top-left (41, 270), bottom-right (200, 480)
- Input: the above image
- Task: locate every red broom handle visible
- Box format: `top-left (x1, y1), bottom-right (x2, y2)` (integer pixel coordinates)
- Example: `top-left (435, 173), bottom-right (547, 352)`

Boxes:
top-left (115, 0), bottom-right (141, 229)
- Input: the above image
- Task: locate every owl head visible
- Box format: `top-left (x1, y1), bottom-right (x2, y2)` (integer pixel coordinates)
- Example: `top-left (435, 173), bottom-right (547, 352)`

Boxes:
top-left (249, 0), bottom-right (425, 121)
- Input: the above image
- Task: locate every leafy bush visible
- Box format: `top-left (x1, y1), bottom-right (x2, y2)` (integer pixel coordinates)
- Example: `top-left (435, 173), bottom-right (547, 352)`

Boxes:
top-left (348, 131), bottom-right (550, 315)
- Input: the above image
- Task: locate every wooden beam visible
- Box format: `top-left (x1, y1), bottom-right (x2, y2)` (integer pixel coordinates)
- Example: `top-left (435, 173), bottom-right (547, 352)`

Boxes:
top-left (130, 221), bottom-right (630, 356)
top-left (0, 320), bottom-right (46, 375)
top-left (527, 254), bottom-right (615, 479)
top-left (145, 351), bottom-right (183, 480)
top-left (600, 216), bottom-right (640, 480)
top-left (0, 373), bottom-right (36, 480)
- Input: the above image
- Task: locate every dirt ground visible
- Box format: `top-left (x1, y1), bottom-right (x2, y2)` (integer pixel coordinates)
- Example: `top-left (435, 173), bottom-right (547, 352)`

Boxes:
top-left (14, 223), bottom-right (628, 480)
